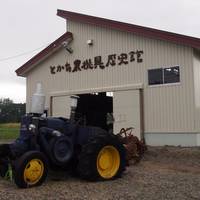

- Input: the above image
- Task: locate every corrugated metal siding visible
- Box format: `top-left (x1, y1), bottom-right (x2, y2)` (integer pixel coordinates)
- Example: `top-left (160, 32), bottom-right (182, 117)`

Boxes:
top-left (26, 20), bottom-right (195, 133)
top-left (193, 50), bottom-right (200, 131)
top-left (113, 90), bottom-right (141, 138)
top-left (52, 96), bottom-right (71, 118)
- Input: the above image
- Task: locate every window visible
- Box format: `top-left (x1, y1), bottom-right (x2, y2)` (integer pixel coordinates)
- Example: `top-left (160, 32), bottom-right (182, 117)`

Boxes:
top-left (148, 68), bottom-right (163, 85)
top-left (148, 66), bottom-right (180, 85)
top-left (164, 66), bottom-right (180, 84)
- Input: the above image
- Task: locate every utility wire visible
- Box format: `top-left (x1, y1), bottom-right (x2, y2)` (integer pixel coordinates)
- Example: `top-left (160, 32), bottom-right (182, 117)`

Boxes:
top-left (0, 43), bottom-right (50, 62)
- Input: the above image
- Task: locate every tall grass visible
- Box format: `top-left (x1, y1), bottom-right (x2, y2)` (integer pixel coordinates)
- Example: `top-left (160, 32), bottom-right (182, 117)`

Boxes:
top-left (0, 123), bottom-right (20, 140)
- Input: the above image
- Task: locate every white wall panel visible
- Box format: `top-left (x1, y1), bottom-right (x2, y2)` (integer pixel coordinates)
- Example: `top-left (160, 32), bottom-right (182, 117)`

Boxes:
top-left (113, 90), bottom-right (141, 138)
top-left (193, 50), bottom-right (200, 131)
top-left (52, 96), bottom-right (71, 118)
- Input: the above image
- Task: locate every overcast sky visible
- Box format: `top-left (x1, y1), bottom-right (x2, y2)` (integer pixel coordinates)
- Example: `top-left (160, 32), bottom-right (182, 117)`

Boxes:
top-left (0, 0), bottom-right (200, 103)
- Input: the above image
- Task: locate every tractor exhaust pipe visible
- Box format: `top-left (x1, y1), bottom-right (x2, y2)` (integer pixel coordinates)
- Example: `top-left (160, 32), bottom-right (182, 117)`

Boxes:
top-left (31, 83), bottom-right (45, 115)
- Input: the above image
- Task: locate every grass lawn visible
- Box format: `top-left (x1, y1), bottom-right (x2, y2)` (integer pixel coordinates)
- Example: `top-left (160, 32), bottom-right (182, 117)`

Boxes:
top-left (0, 123), bottom-right (20, 140)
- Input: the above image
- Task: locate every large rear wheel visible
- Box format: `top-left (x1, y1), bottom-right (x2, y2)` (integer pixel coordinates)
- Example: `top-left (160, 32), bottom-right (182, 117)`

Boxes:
top-left (77, 134), bottom-right (126, 181)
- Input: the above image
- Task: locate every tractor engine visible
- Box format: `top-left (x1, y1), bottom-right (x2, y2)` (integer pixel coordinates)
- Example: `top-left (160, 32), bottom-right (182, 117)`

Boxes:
top-left (12, 115), bottom-right (75, 166)
top-left (38, 117), bottom-right (75, 166)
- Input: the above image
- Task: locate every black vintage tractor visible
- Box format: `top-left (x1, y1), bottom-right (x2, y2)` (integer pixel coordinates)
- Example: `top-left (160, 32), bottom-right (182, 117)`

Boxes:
top-left (0, 114), bottom-right (126, 188)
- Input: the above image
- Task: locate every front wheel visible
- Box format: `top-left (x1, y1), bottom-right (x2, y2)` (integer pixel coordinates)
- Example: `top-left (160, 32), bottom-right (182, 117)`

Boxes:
top-left (14, 151), bottom-right (48, 188)
top-left (77, 134), bottom-right (126, 181)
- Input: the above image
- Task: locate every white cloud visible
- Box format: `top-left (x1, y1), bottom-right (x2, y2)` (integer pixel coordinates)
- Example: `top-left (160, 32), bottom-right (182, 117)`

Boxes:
top-left (0, 82), bottom-right (26, 103)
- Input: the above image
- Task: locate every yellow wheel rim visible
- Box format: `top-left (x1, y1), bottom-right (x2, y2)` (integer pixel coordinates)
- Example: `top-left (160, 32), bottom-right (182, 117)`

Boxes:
top-left (97, 145), bottom-right (120, 179)
top-left (23, 159), bottom-right (44, 185)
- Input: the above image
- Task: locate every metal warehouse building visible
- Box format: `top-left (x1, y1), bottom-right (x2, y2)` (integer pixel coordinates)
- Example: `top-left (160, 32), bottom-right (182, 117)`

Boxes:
top-left (16, 10), bottom-right (200, 146)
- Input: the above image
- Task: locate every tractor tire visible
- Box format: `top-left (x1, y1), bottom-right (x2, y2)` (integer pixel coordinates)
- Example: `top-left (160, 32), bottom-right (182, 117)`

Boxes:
top-left (77, 133), bottom-right (126, 181)
top-left (14, 151), bottom-right (48, 188)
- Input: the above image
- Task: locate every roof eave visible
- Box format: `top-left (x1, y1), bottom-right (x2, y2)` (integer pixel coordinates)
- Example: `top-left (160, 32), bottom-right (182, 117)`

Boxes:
top-left (15, 32), bottom-right (73, 77)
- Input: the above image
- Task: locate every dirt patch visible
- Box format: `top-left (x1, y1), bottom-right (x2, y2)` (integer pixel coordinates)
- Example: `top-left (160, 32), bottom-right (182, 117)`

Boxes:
top-left (1, 146), bottom-right (200, 200)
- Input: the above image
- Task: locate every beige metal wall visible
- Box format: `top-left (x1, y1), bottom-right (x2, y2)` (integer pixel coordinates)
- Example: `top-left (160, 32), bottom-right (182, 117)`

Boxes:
top-left (52, 96), bottom-right (71, 118)
top-left (113, 90), bottom-right (141, 138)
top-left (193, 50), bottom-right (200, 132)
top-left (26, 20), bottom-right (195, 133)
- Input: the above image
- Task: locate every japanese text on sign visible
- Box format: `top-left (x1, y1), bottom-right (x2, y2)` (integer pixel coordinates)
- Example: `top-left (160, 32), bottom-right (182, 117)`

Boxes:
top-left (50, 50), bottom-right (144, 74)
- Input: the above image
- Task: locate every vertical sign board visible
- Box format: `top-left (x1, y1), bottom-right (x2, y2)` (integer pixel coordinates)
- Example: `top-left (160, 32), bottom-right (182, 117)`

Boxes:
top-left (113, 90), bottom-right (141, 139)
top-left (52, 96), bottom-right (71, 118)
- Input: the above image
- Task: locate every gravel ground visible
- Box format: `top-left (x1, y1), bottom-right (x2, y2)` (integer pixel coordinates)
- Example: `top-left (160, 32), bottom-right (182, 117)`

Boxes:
top-left (1, 146), bottom-right (200, 200)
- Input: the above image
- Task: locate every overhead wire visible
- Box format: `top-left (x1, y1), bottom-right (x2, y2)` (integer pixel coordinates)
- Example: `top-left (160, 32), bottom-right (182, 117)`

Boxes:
top-left (0, 43), bottom-right (50, 62)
